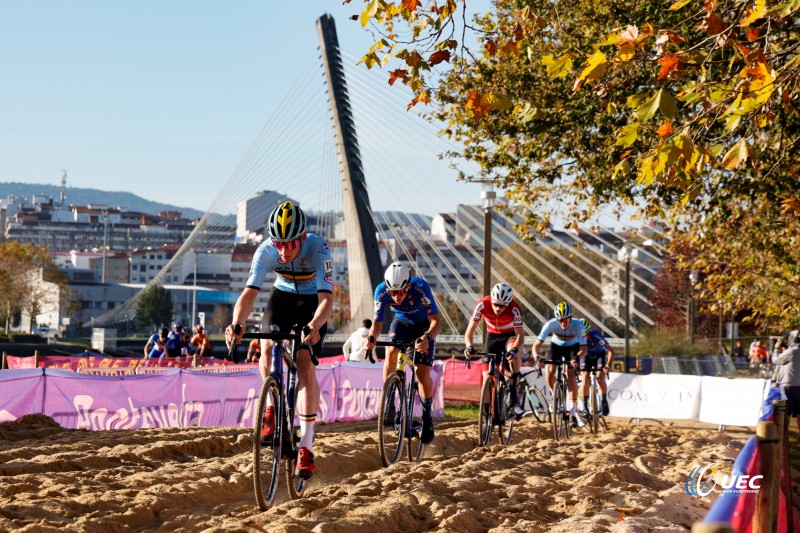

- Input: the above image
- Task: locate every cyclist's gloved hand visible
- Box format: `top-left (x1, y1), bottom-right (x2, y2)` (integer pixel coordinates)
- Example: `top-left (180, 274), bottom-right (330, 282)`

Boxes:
top-left (464, 346), bottom-right (475, 359)
top-left (506, 347), bottom-right (518, 361)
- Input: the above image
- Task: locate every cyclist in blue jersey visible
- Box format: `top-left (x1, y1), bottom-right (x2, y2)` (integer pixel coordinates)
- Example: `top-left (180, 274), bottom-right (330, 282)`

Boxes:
top-left (226, 201), bottom-right (333, 480)
top-left (365, 261), bottom-right (441, 444)
top-left (144, 327), bottom-right (169, 359)
top-left (577, 318), bottom-right (613, 418)
top-left (533, 302), bottom-right (587, 427)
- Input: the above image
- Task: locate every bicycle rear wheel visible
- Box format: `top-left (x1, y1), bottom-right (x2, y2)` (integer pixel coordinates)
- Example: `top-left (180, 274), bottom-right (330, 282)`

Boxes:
top-left (593, 382), bottom-right (607, 433)
top-left (589, 383), bottom-right (599, 435)
top-left (551, 381), bottom-right (563, 440)
top-left (478, 377), bottom-right (494, 447)
top-left (528, 387), bottom-right (550, 423)
top-left (253, 377), bottom-right (281, 511)
top-left (406, 378), bottom-right (425, 462)
top-left (378, 373), bottom-right (406, 467)
top-left (497, 381), bottom-right (514, 445)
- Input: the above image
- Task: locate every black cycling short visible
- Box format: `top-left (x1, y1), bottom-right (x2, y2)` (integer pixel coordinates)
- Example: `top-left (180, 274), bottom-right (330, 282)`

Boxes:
top-left (483, 332), bottom-right (516, 364)
top-left (261, 287), bottom-right (327, 363)
top-left (388, 319), bottom-right (434, 366)
top-left (580, 353), bottom-right (607, 372)
top-left (547, 343), bottom-right (581, 363)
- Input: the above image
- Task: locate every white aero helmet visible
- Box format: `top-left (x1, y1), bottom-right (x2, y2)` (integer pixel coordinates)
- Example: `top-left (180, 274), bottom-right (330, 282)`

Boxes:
top-left (490, 283), bottom-right (513, 305)
top-left (384, 262), bottom-right (410, 291)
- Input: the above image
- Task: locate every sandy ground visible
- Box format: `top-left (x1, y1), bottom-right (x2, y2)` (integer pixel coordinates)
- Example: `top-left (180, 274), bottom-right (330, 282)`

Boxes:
top-left (0, 414), bottom-right (751, 532)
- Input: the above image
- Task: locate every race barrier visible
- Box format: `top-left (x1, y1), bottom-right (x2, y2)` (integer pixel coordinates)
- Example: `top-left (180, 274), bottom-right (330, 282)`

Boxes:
top-left (444, 359), bottom-right (770, 428)
top-left (0, 361), bottom-right (444, 430)
top-left (4, 354), bottom-right (235, 371)
top-left (694, 387), bottom-right (800, 533)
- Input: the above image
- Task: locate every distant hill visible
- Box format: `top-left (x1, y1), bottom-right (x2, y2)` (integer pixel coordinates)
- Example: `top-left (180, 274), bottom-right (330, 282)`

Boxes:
top-left (0, 182), bottom-right (205, 219)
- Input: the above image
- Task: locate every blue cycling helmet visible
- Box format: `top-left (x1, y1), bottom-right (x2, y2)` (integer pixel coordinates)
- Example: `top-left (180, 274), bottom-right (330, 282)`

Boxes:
top-left (173, 321), bottom-right (183, 330)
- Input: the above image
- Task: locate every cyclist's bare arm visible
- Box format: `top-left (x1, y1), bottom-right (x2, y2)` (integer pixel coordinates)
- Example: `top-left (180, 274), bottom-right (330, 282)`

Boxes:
top-left (303, 292), bottom-right (333, 346)
top-left (605, 346), bottom-right (615, 369)
top-left (365, 320), bottom-right (383, 350)
top-left (416, 314), bottom-right (441, 353)
top-left (511, 329), bottom-right (524, 351)
top-left (144, 341), bottom-right (152, 357)
top-left (226, 287), bottom-right (259, 346)
top-left (532, 339), bottom-right (544, 367)
top-left (464, 317), bottom-right (480, 350)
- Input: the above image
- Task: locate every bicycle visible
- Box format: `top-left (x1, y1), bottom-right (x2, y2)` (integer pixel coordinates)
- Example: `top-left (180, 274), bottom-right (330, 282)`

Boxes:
top-left (228, 326), bottom-right (314, 511)
top-left (584, 362), bottom-right (608, 435)
top-left (516, 367), bottom-right (551, 424)
top-left (539, 358), bottom-right (583, 441)
top-left (366, 337), bottom-right (426, 467)
top-left (469, 351), bottom-right (515, 447)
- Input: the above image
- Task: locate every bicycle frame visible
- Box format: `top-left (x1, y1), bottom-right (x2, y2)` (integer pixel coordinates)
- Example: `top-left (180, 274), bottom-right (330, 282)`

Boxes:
top-left (474, 351), bottom-right (514, 447)
top-left (540, 358), bottom-right (576, 440)
top-left (368, 338), bottom-right (426, 466)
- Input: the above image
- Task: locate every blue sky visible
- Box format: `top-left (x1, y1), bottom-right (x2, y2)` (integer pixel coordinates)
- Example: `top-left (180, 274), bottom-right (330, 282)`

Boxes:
top-left (0, 2), bottom-right (493, 213)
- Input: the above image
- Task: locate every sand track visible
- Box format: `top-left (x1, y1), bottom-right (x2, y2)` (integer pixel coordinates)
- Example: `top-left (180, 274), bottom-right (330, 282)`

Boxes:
top-left (0, 414), bottom-right (748, 532)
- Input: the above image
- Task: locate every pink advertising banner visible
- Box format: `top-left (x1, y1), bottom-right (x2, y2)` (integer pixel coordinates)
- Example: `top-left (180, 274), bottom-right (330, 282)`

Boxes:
top-left (6, 355), bottom-right (234, 371)
top-left (0, 362), bottom-right (444, 430)
top-left (43, 368), bottom-right (183, 430)
top-left (0, 369), bottom-right (45, 422)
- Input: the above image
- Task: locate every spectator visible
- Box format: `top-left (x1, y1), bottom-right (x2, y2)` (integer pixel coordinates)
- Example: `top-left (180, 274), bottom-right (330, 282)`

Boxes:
top-left (343, 319), bottom-right (372, 362)
top-left (246, 339), bottom-right (261, 363)
top-left (773, 330), bottom-right (800, 429)
top-left (190, 325), bottom-right (211, 358)
top-left (732, 340), bottom-right (745, 363)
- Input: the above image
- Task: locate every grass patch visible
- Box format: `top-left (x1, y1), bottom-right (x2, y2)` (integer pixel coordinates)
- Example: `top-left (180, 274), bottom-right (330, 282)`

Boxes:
top-left (445, 404), bottom-right (479, 420)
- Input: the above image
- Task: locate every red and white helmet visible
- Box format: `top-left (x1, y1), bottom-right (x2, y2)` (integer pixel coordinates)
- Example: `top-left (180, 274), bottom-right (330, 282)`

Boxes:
top-left (490, 283), bottom-right (513, 305)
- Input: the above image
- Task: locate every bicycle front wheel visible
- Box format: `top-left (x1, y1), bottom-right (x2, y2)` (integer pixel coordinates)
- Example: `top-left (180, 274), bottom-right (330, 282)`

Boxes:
top-left (406, 378), bottom-right (425, 462)
top-left (253, 377), bottom-right (281, 511)
top-left (552, 382), bottom-right (566, 441)
top-left (478, 377), bottom-right (494, 447)
top-left (378, 373), bottom-right (406, 467)
top-left (497, 381), bottom-right (514, 446)
top-left (589, 383), bottom-right (599, 435)
top-left (592, 383), bottom-right (608, 434)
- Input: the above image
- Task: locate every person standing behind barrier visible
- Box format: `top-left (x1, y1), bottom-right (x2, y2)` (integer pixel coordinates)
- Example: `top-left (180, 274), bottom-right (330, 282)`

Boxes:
top-left (190, 325), bottom-right (211, 358)
top-left (165, 321), bottom-right (184, 358)
top-left (364, 261), bottom-right (441, 445)
top-left (246, 338), bottom-right (261, 363)
top-left (772, 330), bottom-right (800, 429)
top-left (463, 282), bottom-right (524, 416)
top-left (533, 302), bottom-right (587, 428)
top-left (343, 319), bottom-right (372, 362)
top-left (144, 327), bottom-right (169, 359)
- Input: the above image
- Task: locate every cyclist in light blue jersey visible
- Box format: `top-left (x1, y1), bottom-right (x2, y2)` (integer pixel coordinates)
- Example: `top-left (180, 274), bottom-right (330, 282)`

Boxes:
top-left (533, 302), bottom-right (587, 427)
top-left (226, 201), bottom-right (332, 480)
top-left (365, 261), bottom-right (441, 444)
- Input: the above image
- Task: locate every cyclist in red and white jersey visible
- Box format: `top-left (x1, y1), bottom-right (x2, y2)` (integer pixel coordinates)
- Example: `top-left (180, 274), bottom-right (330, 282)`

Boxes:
top-left (464, 283), bottom-right (525, 415)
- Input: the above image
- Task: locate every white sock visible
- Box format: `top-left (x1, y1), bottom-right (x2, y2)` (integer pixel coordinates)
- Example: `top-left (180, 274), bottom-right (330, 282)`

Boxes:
top-left (299, 414), bottom-right (316, 450)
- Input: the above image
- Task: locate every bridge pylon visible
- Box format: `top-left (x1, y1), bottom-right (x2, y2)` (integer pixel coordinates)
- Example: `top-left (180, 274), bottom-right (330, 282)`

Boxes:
top-left (317, 14), bottom-right (384, 331)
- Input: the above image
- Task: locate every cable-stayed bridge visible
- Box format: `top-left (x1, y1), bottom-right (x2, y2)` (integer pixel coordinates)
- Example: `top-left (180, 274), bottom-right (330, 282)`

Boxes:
top-left (96, 15), bottom-right (664, 340)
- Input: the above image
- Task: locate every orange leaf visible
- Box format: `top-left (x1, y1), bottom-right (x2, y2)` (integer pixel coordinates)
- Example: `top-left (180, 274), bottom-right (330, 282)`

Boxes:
top-left (699, 13), bottom-right (726, 35)
top-left (657, 55), bottom-right (681, 80)
top-left (447, 39), bottom-right (458, 49)
top-left (484, 39), bottom-right (498, 56)
top-left (429, 50), bottom-right (451, 66)
top-left (466, 90), bottom-right (492, 118)
top-left (407, 91), bottom-right (431, 111)
top-left (499, 39), bottom-right (520, 57)
top-left (656, 120), bottom-right (673, 138)
top-left (402, 0), bottom-right (420, 11)
top-left (781, 197), bottom-right (800, 215)
top-left (388, 69), bottom-right (408, 86)
top-left (746, 27), bottom-right (760, 41)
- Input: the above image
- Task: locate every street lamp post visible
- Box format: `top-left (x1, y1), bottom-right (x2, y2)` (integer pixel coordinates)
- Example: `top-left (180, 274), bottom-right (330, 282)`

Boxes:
top-left (191, 251), bottom-right (198, 329)
top-left (101, 210), bottom-right (109, 283)
top-left (689, 269), bottom-right (699, 344)
top-left (480, 189), bottom-right (496, 350)
top-left (617, 244), bottom-right (638, 372)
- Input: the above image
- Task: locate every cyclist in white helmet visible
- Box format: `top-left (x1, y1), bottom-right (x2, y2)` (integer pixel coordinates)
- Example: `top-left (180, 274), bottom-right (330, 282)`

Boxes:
top-left (226, 200), bottom-right (333, 480)
top-left (365, 261), bottom-right (441, 444)
top-left (464, 282), bottom-right (525, 416)
top-left (533, 301), bottom-right (587, 427)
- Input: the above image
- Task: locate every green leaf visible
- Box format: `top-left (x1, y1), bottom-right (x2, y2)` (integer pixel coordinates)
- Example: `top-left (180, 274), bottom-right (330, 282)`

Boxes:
top-left (626, 93), bottom-right (647, 109)
top-left (613, 159), bottom-right (631, 178)
top-left (615, 122), bottom-right (640, 148)
top-left (493, 93), bottom-right (513, 112)
top-left (710, 144), bottom-right (725, 157)
top-left (360, 0), bottom-right (379, 28)
top-left (541, 55), bottom-right (573, 79)
top-left (637, 89), bottom-right (678, 121)
top-left (577, 51), bottom-right (607, 82)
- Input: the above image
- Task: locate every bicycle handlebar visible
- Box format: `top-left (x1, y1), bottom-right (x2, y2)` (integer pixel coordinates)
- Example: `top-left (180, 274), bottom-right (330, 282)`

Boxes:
top-left (227, 326), bottom-right (316, 365)
top-left (364, 335), bottom-right (426, 364)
